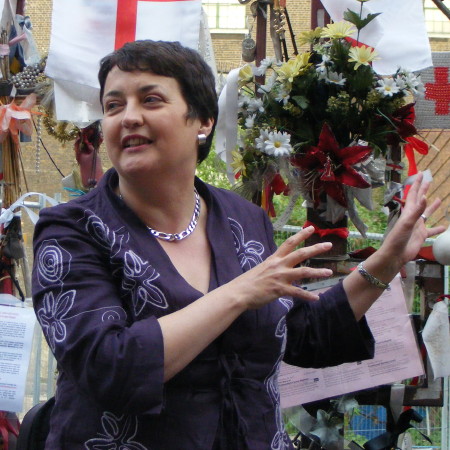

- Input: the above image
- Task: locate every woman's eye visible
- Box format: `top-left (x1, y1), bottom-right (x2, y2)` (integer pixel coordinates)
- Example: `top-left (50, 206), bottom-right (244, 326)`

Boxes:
top-left (105, 101), bottom-right (120, 112)
top-left (144, 96), bottom-right (162, 105)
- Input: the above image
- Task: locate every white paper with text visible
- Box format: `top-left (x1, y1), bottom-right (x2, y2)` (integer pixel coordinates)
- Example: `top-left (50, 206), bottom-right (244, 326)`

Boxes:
top-left (280, 276), bottom-right (423, 407)
top-left (0, 305), bottom-right (36, 412)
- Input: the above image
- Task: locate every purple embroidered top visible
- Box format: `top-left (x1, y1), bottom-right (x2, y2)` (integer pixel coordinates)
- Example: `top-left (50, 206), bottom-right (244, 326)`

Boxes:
top-left (32, 168), bottom-right (374, 449)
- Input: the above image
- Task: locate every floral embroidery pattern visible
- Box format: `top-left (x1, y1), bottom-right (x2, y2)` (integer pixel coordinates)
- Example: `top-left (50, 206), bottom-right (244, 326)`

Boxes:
top-left (37, 290), bottom-right (75, 352)
top-left (84, 212), bottom-right (168, 317)
top-left (36, 239), bottom-right (71, 287)
top-left (84, 211), bottom-right (128, 257)
top-left (84, 412), bottom-right (148, 450)
top-left (122, 251), bottom-right (168, 315)
top-left (265, 299), bottom-right (292, 450)
top-left (228, 218), bottom-right (264, 270)
top-left (278, 297), bottom-right (293, 312)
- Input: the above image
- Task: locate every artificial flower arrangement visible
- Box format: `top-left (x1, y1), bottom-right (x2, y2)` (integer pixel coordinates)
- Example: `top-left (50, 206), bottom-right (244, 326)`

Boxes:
top-left (233, 2), bottom-right (426, 235)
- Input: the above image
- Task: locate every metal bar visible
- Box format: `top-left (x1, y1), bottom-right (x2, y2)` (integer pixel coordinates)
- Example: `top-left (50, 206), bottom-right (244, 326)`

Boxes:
top-left (431, 0), bottom-right (450, 20)
top-left (32, 329), bottom-right (42, 405)
top-left (281, 225), bottom-right (437, 245)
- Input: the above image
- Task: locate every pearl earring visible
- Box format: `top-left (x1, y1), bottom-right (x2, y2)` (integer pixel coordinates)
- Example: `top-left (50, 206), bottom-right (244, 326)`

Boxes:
top-left (198, 134), bottom-right (207, 145)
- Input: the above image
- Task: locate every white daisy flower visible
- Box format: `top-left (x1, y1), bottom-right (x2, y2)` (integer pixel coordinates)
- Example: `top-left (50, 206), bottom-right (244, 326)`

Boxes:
top-left (376, 78), bottom-right (400, 97)
top-left (275, 88), bottom-right (290, 105)
top-left (410, 74), bottom-right (425, 96)
top-left (316, 54), bottom-right (331, 74)
top-left (238, 95), bottom-right (251, 109)
top-left (262, 131), bottom-right (293, 157)
top-left (325, 71), bottom-right (346, 86)
top-left (394, 75), bottom-right (407, 90)
top-left (252, 57), bottom-right (277, 76)
top-left (256, 129), bottom-right (271, 151)
top-left (247, 98), bottom-right (265, 113)
top-left (257, 72), bottom-right (277, 94)
top-left (245, 114), bottom-right (257, 129)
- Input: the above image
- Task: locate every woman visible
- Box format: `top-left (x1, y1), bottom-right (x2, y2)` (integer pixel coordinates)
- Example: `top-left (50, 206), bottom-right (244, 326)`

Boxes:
top-left (32, 40), bottom-right (444, 449)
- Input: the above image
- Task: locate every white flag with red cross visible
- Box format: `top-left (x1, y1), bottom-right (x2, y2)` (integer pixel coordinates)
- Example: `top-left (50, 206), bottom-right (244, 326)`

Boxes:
top-left (45, 0), bottom-right (202, 123)
top-left (414, 52), bottom-right (450, 130)
top-left (320, 0), bottom-right (432, 75)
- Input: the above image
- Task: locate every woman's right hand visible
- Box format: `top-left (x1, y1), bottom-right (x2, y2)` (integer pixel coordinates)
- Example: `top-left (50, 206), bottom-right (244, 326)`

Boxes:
top-left (233, 225), bottom-right (334, 310)
top-left (160, 225), bottom-right (333, 380)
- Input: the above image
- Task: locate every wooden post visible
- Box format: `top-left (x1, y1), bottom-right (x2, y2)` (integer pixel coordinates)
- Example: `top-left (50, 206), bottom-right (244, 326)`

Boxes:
top-left (16, 0), bottom-right (26, 15)
top-left (255, 1), bottom-right (268, 66)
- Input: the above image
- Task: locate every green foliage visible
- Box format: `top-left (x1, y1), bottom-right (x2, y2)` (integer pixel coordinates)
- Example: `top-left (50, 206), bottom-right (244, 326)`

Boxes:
top-left (343, 9), bottom-right (381, 31)
top-left (195, 150), bottom-right (230, 190)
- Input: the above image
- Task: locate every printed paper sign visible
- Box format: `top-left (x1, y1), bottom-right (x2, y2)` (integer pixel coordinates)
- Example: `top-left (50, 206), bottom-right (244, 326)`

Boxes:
top-left (0, 304), bottom-right (36, 412)
top-left (280, 276), bottom-right (424, 407)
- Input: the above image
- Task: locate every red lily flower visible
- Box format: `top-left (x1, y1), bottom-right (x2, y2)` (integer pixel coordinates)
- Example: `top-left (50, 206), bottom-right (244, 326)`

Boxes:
top-left (291, 123), bottom-right (372, 207)
top-left (387, 103), bottom-right (417, 146)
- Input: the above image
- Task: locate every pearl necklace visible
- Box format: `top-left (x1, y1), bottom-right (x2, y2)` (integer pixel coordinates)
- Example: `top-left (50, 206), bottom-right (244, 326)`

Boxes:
top-left (119, 188), bottom-right (201, 242)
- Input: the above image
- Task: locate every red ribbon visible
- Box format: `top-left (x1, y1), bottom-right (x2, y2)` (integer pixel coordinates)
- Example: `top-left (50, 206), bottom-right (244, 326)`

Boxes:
top-left (262, 174), bottom-right (289, 218)
top-left (403, 137), bottom-right (429, 198)
top-left (0, 412), bottom-right (20, 450)
top-left (303, 220), bottom-right (349, 239)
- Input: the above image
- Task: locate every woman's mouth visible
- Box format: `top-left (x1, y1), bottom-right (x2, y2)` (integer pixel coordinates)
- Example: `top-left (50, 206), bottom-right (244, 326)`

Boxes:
top-left (122, 137), bottom-right (152, 149)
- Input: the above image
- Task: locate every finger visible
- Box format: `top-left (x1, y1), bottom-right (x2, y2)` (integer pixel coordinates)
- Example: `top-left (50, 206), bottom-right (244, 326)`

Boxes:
top-left (406, 172), bottom-right (424, 200)
top-left (290, 266), bottom-right (333, 281)
top-left (286, 241), bottom-right (333, 266)
top-left (284, 285), bottom-right (321, 302)
top-left (426, 225), bottom-right (447, 238)
top-left (276, 226), bottom-right (315, 257)
top-left (422, 198), bottom-right (442, 219)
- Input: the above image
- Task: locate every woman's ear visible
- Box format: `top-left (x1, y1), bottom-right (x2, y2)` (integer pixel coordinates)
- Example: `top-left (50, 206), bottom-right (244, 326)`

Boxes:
top-left (199, 118), bottom-right (214, 138)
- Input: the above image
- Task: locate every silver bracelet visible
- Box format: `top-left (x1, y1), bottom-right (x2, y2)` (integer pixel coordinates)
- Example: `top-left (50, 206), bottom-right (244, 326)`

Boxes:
top-left (357, 262), bottom-right (391, 290)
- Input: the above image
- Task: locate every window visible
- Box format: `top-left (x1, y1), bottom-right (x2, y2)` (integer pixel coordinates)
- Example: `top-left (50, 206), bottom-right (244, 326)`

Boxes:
top-left (202, 0), bottom-right (247, 33)
top-left (424, 0), bottom-right (450, 38)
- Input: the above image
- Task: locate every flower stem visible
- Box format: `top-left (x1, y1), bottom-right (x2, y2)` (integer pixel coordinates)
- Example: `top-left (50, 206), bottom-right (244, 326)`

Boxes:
top-left (357, 2), bottom-right (363, 44)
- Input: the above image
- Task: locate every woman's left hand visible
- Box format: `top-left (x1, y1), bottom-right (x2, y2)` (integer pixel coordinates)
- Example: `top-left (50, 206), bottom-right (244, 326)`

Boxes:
top-left (382, 172), bottom-right (446, 265)
top-left (344, 172), bottom-right (446, 320)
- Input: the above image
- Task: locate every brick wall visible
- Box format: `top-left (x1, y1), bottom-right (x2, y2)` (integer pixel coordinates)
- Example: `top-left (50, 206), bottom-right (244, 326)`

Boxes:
top-left (212, 2), bottom-right (312, 71)
top-left (25, 0), bottom-right (52, 56)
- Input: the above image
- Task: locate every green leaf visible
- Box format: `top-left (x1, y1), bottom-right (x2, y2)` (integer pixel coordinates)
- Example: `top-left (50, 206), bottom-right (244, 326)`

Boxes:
top-left (343, 9), bottom-right (363, 28)
top-left (343, 9), bottom-right (382, 30)
top-left (359, 12), bottom-right (382, 29)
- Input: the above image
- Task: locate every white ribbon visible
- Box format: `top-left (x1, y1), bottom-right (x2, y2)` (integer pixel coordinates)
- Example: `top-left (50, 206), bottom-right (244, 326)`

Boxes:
top-left (403, 169), bottom-right (433, 187)
top-left (215, 67), bottom-right (240, 184)
top-left (0, 192), bottom-right (59, 227)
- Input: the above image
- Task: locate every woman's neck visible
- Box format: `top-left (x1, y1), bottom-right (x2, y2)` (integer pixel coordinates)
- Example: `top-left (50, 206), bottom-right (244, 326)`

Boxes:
top-left (117, 173), bottom-right (199, 234)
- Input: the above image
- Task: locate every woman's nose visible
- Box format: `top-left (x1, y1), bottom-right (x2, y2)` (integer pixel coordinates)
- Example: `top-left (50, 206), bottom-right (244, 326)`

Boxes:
top-left (121, 104), bottom-right (144, 128)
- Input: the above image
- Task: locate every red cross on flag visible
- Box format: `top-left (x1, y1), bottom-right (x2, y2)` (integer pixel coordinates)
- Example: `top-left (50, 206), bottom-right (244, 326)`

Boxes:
top-left (414, 52), bottom-right (450, 130)
top-left (45, 0), bottom-right (202, 123)
top-left (320, 0), bottom-right (432, 75)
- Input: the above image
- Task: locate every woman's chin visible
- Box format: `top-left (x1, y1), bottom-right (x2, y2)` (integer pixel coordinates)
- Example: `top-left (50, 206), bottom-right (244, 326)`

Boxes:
top-left (115, 159), bottom-right (156, 178)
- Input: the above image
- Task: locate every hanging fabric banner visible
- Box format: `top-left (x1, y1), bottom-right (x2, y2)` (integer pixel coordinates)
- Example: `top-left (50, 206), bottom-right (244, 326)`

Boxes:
top-left (45, 0), bottom-right (202, 124)
top-left (320, 0), bottom-right (432, 75)
top-left (414, 52), bottom-right (450, 130)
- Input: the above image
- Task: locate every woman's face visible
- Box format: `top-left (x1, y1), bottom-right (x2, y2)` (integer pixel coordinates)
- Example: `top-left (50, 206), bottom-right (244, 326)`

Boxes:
top-left (101, 67), bottom-right (213, 180)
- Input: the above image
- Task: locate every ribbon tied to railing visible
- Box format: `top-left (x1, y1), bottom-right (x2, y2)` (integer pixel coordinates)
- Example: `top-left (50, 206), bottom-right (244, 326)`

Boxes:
top-left (0, 191), bottom-right (59, 227)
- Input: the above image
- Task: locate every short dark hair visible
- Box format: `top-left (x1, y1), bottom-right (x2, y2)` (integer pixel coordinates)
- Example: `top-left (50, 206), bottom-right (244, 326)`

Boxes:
top-left (98, 40), bottom-right (218, 163)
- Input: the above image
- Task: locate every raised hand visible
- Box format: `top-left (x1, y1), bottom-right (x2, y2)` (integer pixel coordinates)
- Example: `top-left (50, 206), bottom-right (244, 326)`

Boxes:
top-left (233, 225), bottom-right (334, 309)
top-left (382, 172), bottom-right (446, 266)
